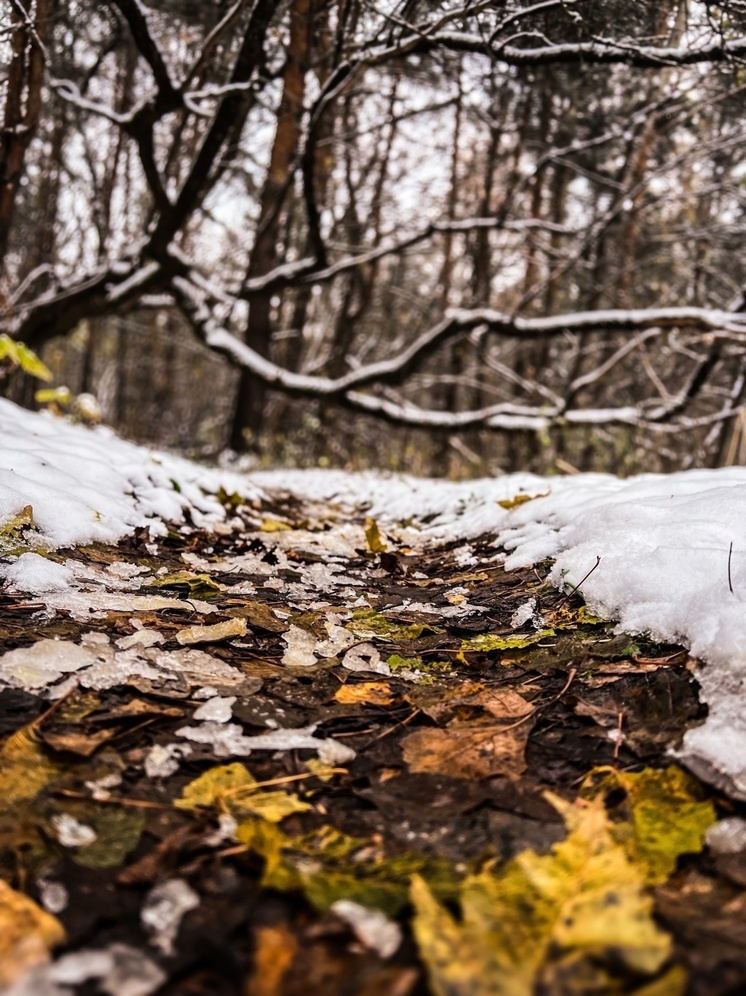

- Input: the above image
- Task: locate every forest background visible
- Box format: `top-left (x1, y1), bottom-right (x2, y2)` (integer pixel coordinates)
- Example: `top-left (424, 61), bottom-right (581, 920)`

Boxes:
top-left (2, 0), bottom-right (746, 476)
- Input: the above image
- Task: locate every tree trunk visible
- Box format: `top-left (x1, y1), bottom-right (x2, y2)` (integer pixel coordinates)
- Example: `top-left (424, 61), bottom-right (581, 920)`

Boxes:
top-left (229, 0), bottom-right (314, 450)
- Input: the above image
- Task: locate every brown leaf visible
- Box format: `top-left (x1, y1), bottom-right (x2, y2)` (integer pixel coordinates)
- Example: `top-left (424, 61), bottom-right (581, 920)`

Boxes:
top-left (245, 924), bottom-right (298, 996)
top-left (408, 681), bottom-right (532, 726)
top-left (88, 698), bottom-right (185, 723)
top-left (230, 600), bottom-right (289, 634)
top-left (41, 727), bottom-right (118, 757)
top-left (402, 718), bottom-right (532, 781)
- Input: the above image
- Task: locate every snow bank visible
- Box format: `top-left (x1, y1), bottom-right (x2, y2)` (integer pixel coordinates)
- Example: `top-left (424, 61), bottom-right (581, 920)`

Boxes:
top-left (258, 466), bottom-right (746, 796)
top-left (0, 398), bottom-right (261, 546)
top-left (2, 401), bottom-right (746, 795)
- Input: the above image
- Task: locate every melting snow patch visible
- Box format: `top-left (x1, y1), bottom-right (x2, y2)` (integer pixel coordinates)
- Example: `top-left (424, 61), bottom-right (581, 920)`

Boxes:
top-left (51, 814), bottom-right (97, 848)
top-left (1, 553), bottom-right (75, 593)
top-left (144, 743), bottom-right (192, 779)
top-left (141, 879), bottom-right (200, 955)
top-left (2, 944), bottom-right (165, 996)
top-left (192, 695), bottom-right (236, 723)
top-left (330, 900), bottom-right (402, 958)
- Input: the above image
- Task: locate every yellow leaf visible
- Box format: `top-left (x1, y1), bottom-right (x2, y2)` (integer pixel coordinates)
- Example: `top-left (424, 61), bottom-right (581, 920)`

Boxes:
top-left (334, 681), bottom-right (394, 707)
top-left (243, 791), bottom-right (312, 823)
top-left (364, 517), bottom-right (387, 554)
top-left (259, 518), bottom-right (291, 533)
top-left (35, 386), bottom-right (72, 406)
top-left (175, 763), bottom-right (311, 823)
top-left (0, 880), bottom-right (65, 987)
top-left (581, 765), bottom-right (716, 884)
top-left (496, 491), bottom-right (549, 510)
top-left (0, 726), bottom-right (59, 803)
top-left (0, 334), bottom-right (52, 382)
top-left (412, 794), bottom-right (672, 996)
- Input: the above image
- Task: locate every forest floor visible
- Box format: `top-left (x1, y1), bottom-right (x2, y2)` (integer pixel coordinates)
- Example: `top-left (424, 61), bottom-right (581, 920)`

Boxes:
top-left (1, 486), bottom-right (746, 996)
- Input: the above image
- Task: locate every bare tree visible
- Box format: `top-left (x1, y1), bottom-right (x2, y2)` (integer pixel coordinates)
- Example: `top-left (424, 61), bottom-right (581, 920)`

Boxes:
top-left (2, 0), bottom-right (746, 471)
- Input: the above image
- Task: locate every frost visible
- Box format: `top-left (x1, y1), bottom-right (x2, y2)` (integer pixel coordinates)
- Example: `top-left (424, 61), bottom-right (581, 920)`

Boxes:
top-left (203, 814), bottom-right (238, 847)
top-left (317, 620), bottom-right (356, 658)
top-left (84, 773), bottom-right (122, 801)
top-left (141, 879), bottom-right (200, 955)
top-left (176, 721), bottom-right (255, 756)
top-left (176, 720), bottom-right (355, 762)
top-left (511, 598), bottom-right (541, 629)
top-left (331, 900), bottom-right (402, 958)
top-left (0, 944), bottom-right (165, 996)
top-left (175, 617), bottom-right (247, 646)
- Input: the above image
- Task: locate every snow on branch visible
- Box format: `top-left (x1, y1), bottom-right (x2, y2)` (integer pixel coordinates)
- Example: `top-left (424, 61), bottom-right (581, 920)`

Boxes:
top-left (427, 31), bottom-right (746, 68)
top-left (172, 273), bottom-right (746, 432)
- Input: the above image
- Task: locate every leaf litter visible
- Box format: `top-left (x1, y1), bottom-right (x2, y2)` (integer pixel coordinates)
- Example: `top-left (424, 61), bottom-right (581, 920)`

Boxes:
top-left (0, 483), bottom-right (743, 993)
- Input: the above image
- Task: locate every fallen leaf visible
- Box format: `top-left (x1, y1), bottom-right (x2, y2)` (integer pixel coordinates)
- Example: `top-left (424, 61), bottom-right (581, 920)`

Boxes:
top-left (582, 765), bottom-right (716, 884)
top-left (56, 804), bottom-right (147, 869)
top-left (147, 570), bottom-right (222, 597)
top-left (402, 723), bottom-right (531, 780)
top-left (245, 924), bottom-right (298, 996)
top-left (41, 727), bottom-right (118, 757)
top-left (334, 682), bottom-right (394, 707)
top-left (176, 617), bottom-right (247, 646)
top-left (364, 518), bottom-right (387, 554)
top-left (0, 725), bottom-right (59, 803)
top-left (401, 687), bottom-right (533, 780)
top-left (231, 600), bottom-right (288, 633)
top-left (259, 517), bottom-right (292, 532)
top-left (411, 793), bottom-right (672, 996)
top-left (175, 763), bottom-right (311, 823)
top-left (496, 490), bottom-right (549, 510)
top-left (0, 879), bottom-right (65, 986)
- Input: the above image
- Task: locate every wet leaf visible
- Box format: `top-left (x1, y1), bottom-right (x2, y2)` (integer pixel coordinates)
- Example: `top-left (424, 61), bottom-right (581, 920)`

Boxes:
top-left (0, 880), bottom-right (65, 986)
top-left (402, 722), bottom-right (531, 780)
top-left (231, 600), bottom-right (288, 633)
top-left (412, 794), bottom-right (672, 996)
top-left (175, 763), bottom-right (311, 822)
top-left (402, 687), bottom-right (533, 780)
top-left (582, 765), bottom-right (716, 884)
top-left (0, 333), bottom-right (53, 382)
top-left (61, 804), bottom-right (146, 869)
top-left (237, 822), bottom-right (462, 916)
top-left (147, 570), bottom-right (222, 597)
top-left (41, 727), bottom-right (119, 757)
top-left (459, 630), bottom-right (554, 655)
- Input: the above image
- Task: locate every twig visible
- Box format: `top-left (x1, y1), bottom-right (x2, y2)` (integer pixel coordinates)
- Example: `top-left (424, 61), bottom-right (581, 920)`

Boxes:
top-left (728, 541), bottom-right (734, 594)
top-left (221, 768), bottom-right (348, 798)
top-left (560, 556), bottom-right (601, 604)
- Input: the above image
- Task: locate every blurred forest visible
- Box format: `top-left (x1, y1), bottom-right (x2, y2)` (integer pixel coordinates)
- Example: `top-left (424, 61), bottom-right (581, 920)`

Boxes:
top-left (2, 0), bottom-right (746, 475)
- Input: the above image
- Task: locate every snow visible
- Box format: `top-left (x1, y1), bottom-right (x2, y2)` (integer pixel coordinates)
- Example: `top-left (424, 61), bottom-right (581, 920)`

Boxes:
top-left (2, 399), bottom-right (746, 794)
top-left (0, 398), bottom-right (260, 548)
